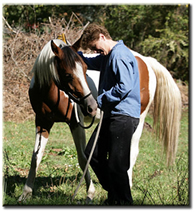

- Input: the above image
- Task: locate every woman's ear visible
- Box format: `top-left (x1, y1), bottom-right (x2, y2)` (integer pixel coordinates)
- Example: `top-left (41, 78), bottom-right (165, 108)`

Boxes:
top-left (99, 33), bottom-right (106, 41)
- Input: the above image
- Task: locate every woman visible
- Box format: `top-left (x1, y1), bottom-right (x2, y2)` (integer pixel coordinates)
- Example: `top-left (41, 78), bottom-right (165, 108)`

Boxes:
top-left (78, 23), bottom-right (140, 205)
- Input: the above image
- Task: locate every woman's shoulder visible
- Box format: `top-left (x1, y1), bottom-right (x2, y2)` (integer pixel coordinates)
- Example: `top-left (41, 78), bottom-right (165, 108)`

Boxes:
top-left (111, 41), bottom-right (135, 61)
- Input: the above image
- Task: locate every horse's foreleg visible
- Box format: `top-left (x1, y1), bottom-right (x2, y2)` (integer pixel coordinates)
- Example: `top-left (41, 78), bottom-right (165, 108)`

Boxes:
top-left (70, 110), bottom-right (95, 201)
top-left (128, 113), bottom-right (146, 188)
top-left (18, 126), bottom-right (49, 202)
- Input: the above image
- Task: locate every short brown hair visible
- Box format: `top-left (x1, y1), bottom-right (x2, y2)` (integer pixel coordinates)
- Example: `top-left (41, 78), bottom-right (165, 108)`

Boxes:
top-left (81, 23), bottom-right (112, 50)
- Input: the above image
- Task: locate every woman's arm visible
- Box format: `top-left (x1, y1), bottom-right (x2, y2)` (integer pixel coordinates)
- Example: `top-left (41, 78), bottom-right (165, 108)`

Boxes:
top-left (78, 51), bottom-right (103, 71)
top-left (97, 58), bottom-right (134, 110)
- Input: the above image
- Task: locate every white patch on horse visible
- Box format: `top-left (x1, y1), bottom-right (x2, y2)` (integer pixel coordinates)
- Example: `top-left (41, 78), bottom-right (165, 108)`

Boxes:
top-left (34, 132), bottom-right (48, 171)
top-left (18, 132), bottom-right (48, 202)
top-left (74, 62), bottom-right (90, 96)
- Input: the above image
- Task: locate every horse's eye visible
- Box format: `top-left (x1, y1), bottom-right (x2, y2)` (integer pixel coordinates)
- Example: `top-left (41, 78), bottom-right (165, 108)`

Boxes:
top-left (65, 73), bottom-right (73, 81)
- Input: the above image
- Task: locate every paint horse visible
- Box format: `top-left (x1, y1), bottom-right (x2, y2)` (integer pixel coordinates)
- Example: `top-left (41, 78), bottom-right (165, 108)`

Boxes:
top-left (19, 37), bottom-right (181, 203)
top-left (18, 39), bottom-right (98, 202)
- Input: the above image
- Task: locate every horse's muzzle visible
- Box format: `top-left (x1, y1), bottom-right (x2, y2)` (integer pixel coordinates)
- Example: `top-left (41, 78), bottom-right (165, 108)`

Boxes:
top-left (84, 94), bottom-right (97, 117)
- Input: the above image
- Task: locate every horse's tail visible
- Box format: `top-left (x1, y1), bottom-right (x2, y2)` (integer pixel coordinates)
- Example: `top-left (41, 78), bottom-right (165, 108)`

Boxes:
top-left (146, 57), bottom-right (182, 165)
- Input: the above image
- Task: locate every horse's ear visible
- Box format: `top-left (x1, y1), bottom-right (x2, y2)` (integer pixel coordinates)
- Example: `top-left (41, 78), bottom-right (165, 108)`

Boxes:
top-left (71, 35), bottom-right (82, 52)
top-left (71, 22), bottom-right (89, 52)
top-left (51, 40), bottom-right (62, 57)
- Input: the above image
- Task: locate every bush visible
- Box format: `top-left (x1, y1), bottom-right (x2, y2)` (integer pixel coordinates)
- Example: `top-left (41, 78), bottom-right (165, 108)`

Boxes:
top-left (139, 5), bottom-right (189, 81)
top-left (102, 5), bottom-right (189, 81)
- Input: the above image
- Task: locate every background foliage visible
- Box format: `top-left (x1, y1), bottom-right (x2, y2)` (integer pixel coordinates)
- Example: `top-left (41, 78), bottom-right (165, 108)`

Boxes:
top-left (3, 4), bottom-right (189, 81)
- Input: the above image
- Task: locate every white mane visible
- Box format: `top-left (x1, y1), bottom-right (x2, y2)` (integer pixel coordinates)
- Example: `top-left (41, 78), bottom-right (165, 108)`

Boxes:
top-left (31, 39), bottom-right (67, 87)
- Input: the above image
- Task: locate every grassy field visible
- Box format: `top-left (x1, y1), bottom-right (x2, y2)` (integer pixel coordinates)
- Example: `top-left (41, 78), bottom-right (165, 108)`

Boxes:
top-left (3, 110), bottom-right (189, 206)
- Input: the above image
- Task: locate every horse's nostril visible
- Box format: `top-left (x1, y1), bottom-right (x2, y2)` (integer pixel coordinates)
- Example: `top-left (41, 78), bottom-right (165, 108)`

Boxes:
top-left (87, 106), bottom-right (93, 113)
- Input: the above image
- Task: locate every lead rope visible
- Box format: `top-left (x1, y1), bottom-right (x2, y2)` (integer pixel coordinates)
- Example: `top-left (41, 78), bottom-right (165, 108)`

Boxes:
top-left (72, 110), bottom-right (104, 201)
top-left (74, 103), bottom-right (95, 129)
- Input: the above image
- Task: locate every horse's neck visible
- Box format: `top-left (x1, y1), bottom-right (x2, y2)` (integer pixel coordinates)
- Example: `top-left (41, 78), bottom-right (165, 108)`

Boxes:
top-left (43, 81), bottom-right (59, 103)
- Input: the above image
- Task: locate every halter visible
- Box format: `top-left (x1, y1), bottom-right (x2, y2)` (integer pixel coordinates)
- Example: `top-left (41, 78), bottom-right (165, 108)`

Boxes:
top-left (50, 85), bottom-right (95, 129)
top-left (66, 90), bottom-right (95, 129)
top-left (56, 79), bottom-right (93, 106)
top-left (66, 90), bottom-right (92, 105)
top-left (74, 102), bottom-right (95, 129)
top-left (53, 42), bottom-right (95, 128)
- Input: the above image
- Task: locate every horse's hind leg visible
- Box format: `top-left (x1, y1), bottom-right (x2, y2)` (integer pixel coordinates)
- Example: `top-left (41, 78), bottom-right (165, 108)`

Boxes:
top-left (128, 111), bottom-right (147, 188)
top-left (70, 109), bottom-right (95, 201)
top-left (18, 118), bottom-right (53, 202)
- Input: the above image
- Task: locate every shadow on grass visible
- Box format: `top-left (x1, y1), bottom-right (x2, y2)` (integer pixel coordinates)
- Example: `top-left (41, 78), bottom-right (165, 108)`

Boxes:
top-left (3, 172), bottom-right (89, 206)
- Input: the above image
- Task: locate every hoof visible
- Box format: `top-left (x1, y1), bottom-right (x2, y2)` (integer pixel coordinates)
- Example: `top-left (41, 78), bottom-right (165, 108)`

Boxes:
top-left (18, 192), bottom-right (32, 203)
top-left (85, 196), bottom-right (93, 204)
top-left (87, 180), bottom-right (95, 200)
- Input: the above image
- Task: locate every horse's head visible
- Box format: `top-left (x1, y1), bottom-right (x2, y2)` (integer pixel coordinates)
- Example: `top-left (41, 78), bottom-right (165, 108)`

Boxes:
top-left (51, 40), bottom-right (97, 117)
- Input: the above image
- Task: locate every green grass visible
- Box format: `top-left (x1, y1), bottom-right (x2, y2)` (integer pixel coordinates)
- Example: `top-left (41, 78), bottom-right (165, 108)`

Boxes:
top-left (3, 110), bottom-right (189, 206)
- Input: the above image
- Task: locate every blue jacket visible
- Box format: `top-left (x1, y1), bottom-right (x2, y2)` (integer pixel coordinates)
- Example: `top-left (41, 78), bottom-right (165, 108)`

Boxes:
top-left (78, 40), bottom-right (141, 118)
